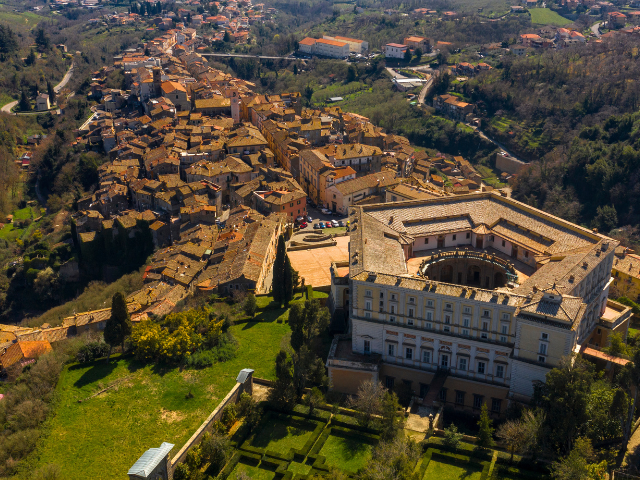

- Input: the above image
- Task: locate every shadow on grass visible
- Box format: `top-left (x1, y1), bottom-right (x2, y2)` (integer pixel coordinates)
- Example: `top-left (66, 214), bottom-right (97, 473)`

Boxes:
top-left (71, 358), bottom-right (120, 388)
top-left (251, 419), bottom-right (313, 450)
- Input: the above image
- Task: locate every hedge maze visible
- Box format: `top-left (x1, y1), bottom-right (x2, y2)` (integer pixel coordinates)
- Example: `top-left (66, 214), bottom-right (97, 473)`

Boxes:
top-left (219, 408), bottom-right (380, 480)
top-left (218, 407), bottom-right (550, 480)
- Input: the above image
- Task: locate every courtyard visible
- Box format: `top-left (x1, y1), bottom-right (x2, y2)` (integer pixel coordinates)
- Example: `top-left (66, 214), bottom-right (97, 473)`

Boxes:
top-left (287, 235), bottom-right (350, 288)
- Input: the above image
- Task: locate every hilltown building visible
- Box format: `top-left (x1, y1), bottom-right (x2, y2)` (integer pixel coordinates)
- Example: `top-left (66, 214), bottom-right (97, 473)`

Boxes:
top-left (327, 193), bottom-right (624, 415)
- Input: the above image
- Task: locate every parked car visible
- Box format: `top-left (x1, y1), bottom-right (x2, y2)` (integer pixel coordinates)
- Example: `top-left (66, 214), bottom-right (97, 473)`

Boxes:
top-left (318, 223), bottom-right (325, 229)
top-left (338, 220), bottom-right (345, 227)
top-left (320, 208), bottom-right (332, 215)
top-left (325, 222), bottom-right (332, 228)
top-left (306, 215), bottom-right (313, 223)
top-left (331, 220), bottom-right (339, 227)
top-left (296, 216), bottom-right (305, 223)
top-left (300, 222), bottom-right (307, 229)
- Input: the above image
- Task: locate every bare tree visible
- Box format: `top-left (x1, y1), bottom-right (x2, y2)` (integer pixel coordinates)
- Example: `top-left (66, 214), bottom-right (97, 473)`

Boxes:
top-left (348, 380), bottom-right (385, 427)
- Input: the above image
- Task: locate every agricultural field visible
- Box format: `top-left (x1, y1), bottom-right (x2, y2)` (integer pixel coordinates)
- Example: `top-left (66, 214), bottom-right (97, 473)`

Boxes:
top-left (529, 8), bottom-right (572, 26)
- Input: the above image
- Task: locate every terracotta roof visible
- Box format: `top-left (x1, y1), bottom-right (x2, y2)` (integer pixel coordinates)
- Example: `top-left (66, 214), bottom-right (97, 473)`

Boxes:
top-left (1, 341), bottom-right (53, 368)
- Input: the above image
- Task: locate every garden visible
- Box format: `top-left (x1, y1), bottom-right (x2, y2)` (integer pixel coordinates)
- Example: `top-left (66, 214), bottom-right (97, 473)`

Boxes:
top-left (218, 407), bottom-right (381, 479)
top-left (211, 404), bottom-right (550, 480)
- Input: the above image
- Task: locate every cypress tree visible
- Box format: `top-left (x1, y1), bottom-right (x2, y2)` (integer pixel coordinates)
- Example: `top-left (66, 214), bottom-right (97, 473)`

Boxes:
top-left (272, 234), bottom-right (286, 305)
top-left (19, 90), bottom-right (30, 111)
top-left (283, 253), bottom-right (294, 306)
top-left (47, 80), bottom-right (56, 105)
top-left (104, 292), bottom-right (132, 362)
top-left (476, 403), bottom-right (495, 449)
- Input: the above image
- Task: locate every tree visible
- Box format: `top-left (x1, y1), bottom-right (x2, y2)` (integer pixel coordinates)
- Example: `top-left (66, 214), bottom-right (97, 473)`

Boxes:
top-left (359, 436), bottom-right (421, 480)
top-left (272, 234), bottom-right (286, 305)
top-left (304, 387), bottom-right (324, 415)
top-left (34, 28), bottom-right (50, 50)
top-left (47, 81), bottom-right (56, 106)
top-left (551, 437), bottom-right (607, 480)
top-left (293, 64), bottom-right (298, 75)
top-left (404, 49), bottom-right (412, 62)
top-left (616, 348), bottom-right (640, 448)
top-left (243, 293), bottom-right (257, 317)
top-left (288, 300), bottom-right (330, 353)
top-left (200, 433), bottom-right (233, 474)
top-left (303, 85), bottom-right (314, 105)
top-left (533, 355), bottom-right (595, 453)
top-left (497, 418), bottom-right (531, 462)
top-left (0, 25), bottom-right (18, 55)
top-left (476, 403), bottom-right (495, 450)
top-left (26, 49), bottom-right (37, 66)
top-left (269, 350), bottom-right (297, 410)
top-left (380, 390), bottom-right (403, 440)
top-left (349, 380), bottom-right (385, 427)
top-left (442, 424), bottom-right (462, 451)
top-left (104, 292), bottom-right (133, 362)
top-left (603, 332), bottom-right (628, 357)
top-left (19, 91), bottom-right (30, 111)
top-left (347, 64), bottom-right (357, 83)
top-left (283, 254), bottom-right (295, 305)
top-left (223, 30), bottom-right (230, 42)
top-left (592, 204), bottom-right (617, 233)
top-left (414, 48), bottom-right (422, 62)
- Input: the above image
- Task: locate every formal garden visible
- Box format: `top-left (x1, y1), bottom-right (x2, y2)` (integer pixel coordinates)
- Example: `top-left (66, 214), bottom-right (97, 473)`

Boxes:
top-left (200, 402), bottom-right (551, 480)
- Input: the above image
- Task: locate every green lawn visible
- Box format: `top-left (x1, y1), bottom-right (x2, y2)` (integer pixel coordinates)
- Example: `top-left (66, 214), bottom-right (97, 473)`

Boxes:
top-left (287, 461), bottom-right (313, 475)
top-left (319, 433), bottom-right (373, 473)
top-left (529, 8), bottom-right (571, 26)
top-left (31, 321), bottom-right (291, 480)
top-left (320, 227), bottom-right (347, 235)
top-left (424, 459), bottom-right (484, 480)
top-left (230, 462), bottom-right (277, 480)
top-left (251, 418), bottom-right (317, 454)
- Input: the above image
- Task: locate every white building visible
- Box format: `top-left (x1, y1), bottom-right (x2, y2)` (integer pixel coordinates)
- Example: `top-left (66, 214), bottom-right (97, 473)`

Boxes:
top-left (323, 35), bottom-right (368, 53)
top-left (385, 43), bottom-right (408, 58)
top-left (298, 37), bottom-right (350, 58)
top-left (36, 93), bottom-right (50, 111)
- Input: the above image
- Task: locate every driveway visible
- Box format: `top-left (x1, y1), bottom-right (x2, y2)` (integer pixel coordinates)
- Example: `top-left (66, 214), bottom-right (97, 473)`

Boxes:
top-left (591, 22), bottom-right (602, 38)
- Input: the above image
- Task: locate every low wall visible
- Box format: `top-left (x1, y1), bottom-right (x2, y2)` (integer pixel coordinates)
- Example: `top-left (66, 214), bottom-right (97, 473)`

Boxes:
top-left (170, 374), bottom-right (251, 476)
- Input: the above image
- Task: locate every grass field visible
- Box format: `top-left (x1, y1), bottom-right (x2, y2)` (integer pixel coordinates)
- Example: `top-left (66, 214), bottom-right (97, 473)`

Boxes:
top-left (529, 8), bottom-right (572, 26)
top-left (0, 206), bottom-right (43, 241)
top-left (424, 459), bottom-right (484, 480)
top-left (251, 418), bottom-right (317, 454)
top-left (319, 433), bottom-right (373, 472)
top-left (230, 462), bottom-right (277, 480)
top-left (31, 320), bottom-right (291, 479)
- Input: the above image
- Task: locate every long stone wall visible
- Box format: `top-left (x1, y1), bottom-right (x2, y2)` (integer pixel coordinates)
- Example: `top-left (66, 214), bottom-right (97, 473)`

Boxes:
top-left (167, 371), bottom-right (253, 478)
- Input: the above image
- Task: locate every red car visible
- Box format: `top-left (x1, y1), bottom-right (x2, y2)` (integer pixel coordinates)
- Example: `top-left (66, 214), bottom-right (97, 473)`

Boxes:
top-left (325, 222), bottom-right (332, 228)
top-left (299, 222), bottom-right (307, 229)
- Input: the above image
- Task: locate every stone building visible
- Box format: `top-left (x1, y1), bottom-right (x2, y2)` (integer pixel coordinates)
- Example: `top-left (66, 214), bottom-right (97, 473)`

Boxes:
top-left (327, 192), bottom-right (619, 415)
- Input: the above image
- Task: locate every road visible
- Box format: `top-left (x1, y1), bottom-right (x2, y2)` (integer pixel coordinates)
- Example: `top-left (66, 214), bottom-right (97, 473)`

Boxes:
top-left (201, 53), bottom-right (300, 61)
top-left (1, 63), bottom-right (73, 115)
top-left (591, 22), bottom-right (602, 38)
top-left (54, 63), bottom-right (74, 93)
top-left (417, 74), bottom-right (434, 106)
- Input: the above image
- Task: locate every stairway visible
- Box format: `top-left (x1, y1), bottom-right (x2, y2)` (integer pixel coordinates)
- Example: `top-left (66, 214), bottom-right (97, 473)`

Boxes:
top-left (421, 368), bottom-right (450, 407)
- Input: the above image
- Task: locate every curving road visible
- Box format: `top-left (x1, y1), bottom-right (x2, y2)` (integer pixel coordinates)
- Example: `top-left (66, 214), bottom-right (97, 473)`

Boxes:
top-left (591, 22), bottom-right (602, 38)
top-left (1, 63), bottom-right (74, 115)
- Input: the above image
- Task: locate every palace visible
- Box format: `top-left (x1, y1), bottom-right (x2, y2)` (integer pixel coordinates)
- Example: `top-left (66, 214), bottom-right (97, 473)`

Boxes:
top-left (327, 193), bottom-right (629, 415)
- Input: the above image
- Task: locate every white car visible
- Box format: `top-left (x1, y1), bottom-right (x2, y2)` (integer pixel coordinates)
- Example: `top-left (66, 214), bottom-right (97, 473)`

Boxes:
top-left (331, 219), bottom-right (339, 227)
top-left (321, 208), bottom-right (332, 215)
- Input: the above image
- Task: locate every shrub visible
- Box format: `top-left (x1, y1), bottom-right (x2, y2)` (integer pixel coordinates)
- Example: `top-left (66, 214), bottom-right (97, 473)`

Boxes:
top-left (236, 392), bottom-right (255, 418)
top-left (201, 432), bottom-right (233, 475)
top-left (76, 342), bottom-right (110, 363)
top-left (221, 404), bottom-right (237, 430)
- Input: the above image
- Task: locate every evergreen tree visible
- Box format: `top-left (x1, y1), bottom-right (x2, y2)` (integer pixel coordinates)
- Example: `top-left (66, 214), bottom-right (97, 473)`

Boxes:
top-left (293, 64), bottom-right (298, 75)
top-left (104, 292), bottom-right (133, 362)
top-left (0, 25), bottom-right (19, 55)
top-left (34, 28), bottom-right (50, 49)
top-left (414, 48), bottom-right (422, 62)
top-left (19, 90), bottom-right (30, 111)
top-left (283, 253), bottom-right (295, 306)
top-left (380, 391), bottom-right (403, 440)
top-left (476, 403), bottom-right (495, 449)
top-left (272, 234), bottom-right (286, 305)
top-left (26, 49), bottom-right (37, 66)
top-left (47, 80), bottom-right (56, 105)
top-left (269, 350), bottom-right (297, 410)
top-left (223, 30), bottom-right (230, 42)
top-left (404, 48), bottom-right (412, 62)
